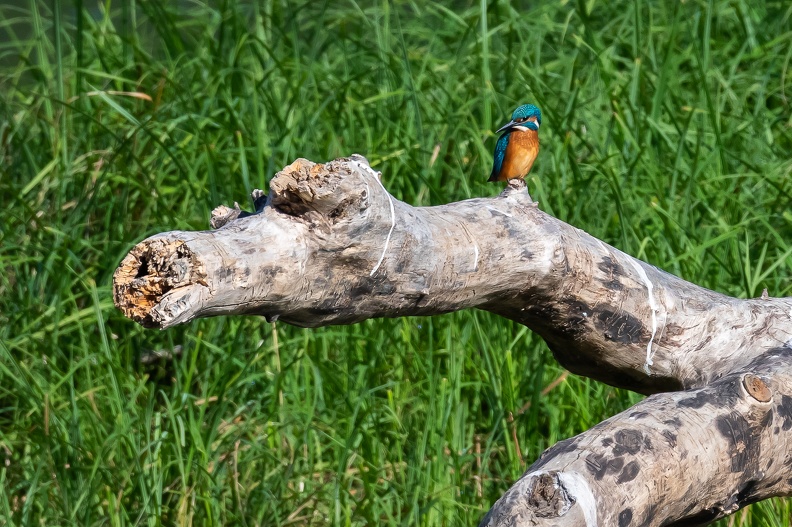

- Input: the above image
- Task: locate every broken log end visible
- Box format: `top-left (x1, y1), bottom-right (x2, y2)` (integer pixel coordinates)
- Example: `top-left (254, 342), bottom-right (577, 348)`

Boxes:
top-left (113, 237), bottom-right (207, 328)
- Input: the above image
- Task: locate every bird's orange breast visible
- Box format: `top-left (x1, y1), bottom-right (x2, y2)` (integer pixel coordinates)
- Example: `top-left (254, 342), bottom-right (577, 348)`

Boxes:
top-left (497, 130), bottom-right (539, 181)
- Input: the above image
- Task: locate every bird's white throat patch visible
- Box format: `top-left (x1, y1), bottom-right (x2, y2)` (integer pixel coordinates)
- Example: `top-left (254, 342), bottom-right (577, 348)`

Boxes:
top-left (514, 122), bottom-right (539, 131)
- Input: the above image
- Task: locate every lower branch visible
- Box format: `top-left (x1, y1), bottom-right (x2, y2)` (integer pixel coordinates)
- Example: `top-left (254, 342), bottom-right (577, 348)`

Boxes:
top-left (481, 349), bottom-right (792, 526)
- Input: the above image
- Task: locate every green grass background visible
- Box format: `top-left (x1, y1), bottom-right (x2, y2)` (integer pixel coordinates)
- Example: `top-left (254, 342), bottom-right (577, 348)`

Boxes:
top-left (2, 0), bottom-right (792, 525)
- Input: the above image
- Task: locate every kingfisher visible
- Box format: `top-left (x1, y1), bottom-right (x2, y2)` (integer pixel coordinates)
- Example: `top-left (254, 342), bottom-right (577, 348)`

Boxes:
top-left (488, 104), bottom-right (542, 183)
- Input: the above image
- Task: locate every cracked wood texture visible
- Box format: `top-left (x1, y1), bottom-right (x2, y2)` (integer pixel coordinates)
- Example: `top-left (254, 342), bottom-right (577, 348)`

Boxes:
top-left (480, 350), bottom-right (792, 526)
top-left (113, 156), bottom-right (792, 526)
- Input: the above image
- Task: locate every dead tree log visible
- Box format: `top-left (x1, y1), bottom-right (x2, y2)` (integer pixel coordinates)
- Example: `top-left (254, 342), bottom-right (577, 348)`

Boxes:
top-left (113, 156), bottom-right (792, 526)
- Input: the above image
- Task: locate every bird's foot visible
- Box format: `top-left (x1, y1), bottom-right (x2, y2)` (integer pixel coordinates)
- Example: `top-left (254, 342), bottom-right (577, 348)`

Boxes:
top-left (500, 178), bottom-right (537, 206)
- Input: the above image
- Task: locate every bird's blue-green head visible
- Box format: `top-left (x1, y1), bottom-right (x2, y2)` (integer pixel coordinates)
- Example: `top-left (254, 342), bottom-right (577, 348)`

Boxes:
top-left (496, 104), bottom-right (542, 133)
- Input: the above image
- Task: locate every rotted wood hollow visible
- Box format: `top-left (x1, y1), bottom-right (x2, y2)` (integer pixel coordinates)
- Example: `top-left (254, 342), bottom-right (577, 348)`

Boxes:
top-left (113, 155), bottom-right (792, 526)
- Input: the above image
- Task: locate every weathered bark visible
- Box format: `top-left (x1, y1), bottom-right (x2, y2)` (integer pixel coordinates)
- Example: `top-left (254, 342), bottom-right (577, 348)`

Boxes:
top-left (480, 356), bottom-right (792, 526)
top-left (113, 156), bottom-right (792, 526)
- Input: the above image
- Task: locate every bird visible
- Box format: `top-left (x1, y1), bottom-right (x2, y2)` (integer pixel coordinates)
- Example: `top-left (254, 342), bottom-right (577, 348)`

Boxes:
top-left (488, 104), bottom-right (542, 183)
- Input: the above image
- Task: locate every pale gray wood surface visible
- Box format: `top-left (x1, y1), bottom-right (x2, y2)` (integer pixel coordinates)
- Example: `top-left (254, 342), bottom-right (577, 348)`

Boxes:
top-left (113, 156), bottom-right (792, 526)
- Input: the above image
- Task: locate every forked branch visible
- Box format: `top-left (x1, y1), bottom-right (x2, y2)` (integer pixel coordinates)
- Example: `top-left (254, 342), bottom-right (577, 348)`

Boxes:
top-left (113, 156), bottom-right (792, 526)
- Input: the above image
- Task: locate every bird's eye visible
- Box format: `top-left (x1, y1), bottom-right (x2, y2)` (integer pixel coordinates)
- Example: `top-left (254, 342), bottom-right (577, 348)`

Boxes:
top-left (516, 117), bottom-right (526, 123)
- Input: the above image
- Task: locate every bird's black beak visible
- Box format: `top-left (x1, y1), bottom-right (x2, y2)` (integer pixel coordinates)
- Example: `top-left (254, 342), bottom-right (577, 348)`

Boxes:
top-left (496, 120), bottom-right (517, 134)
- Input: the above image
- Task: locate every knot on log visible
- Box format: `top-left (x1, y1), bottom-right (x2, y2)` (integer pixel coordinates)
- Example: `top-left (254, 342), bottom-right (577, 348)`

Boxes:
top-left (743, 374), bottom-right (772, 403)
top-left (526, 472), bottom-right (574, 517)
top-left (480, 471), bottom-right (591, 526)
top-left (113, 238), bottom-right (204, 328)
top-left (270, 156), bottom-right (374, 223)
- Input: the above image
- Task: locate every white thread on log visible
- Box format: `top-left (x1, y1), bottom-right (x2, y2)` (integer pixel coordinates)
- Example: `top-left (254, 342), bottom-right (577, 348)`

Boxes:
top-left (628, 258), bottom-right (659, 373)
top-left (370, 174), bottom-right (396, 276)
top-left (460, 223), bottom-right (480, 272)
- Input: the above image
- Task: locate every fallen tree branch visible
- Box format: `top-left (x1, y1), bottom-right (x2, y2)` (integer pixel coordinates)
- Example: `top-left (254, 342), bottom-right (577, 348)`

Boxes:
top-left (481, 352), bottom-right (792, 526)
top-left (113, 156), bottom-right (792, 525)
top-left (114, 155), bottom-right (792, 393)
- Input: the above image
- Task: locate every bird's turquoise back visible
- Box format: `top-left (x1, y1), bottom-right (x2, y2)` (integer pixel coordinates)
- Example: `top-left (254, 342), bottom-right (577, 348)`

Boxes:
top-left (490, 134), bottom-right (510, 181)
